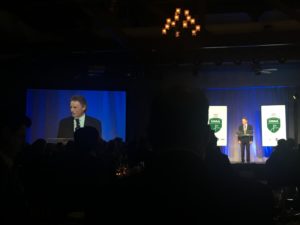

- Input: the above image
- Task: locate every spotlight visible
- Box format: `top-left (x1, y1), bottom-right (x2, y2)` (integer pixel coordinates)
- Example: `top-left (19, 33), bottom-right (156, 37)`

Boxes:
top-left (293, 93), bottom-right (299, 100)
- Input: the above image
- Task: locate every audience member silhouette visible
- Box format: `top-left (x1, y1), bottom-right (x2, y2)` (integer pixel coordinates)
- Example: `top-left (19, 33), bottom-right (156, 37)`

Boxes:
top-left (56, 127), bottom-right (114, 220)
top-left (0, 91), bottom-right (281, 225)
top-left (266, 138), bottom-right (300, 219)
top-left (205, 129), bottom-right (235, 184)
top-left (266, 139), bottom-right (299, 187)
top-left (0, 113), bottom-right (31, 225)
top-left (100, 87), bottom-right (273, 225)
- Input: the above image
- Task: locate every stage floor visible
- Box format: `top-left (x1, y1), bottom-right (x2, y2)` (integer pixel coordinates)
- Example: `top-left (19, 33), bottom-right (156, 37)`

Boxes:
top-left (229, 156), bottom-right (269, 164)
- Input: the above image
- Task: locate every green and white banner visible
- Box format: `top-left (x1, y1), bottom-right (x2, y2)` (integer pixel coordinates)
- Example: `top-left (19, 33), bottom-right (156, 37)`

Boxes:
top-left (208, 106), bottom-right (227, 146)
top-left (261, 105), bottom-right (287, 146)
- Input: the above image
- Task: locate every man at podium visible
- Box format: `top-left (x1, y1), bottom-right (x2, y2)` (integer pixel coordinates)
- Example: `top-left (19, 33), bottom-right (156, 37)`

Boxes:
top-left (237, 117), bottom-right (253, 163)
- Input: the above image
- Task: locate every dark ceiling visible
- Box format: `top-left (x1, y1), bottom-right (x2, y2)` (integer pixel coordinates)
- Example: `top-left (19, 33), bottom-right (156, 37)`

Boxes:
top-left (1, 0), bottom-right (300, 80)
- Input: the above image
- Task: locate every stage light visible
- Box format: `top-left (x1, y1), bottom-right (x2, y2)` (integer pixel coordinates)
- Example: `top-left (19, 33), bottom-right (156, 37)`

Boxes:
top-left (183, 21), bottom-right (188, 28)
top-left (293, 93), bottom-right (299, 100)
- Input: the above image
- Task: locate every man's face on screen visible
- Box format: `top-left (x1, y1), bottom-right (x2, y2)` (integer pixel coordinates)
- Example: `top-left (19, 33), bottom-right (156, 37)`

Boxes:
top-left (70, 100), bottom-right (86, 118)
top-left (242, 118), bottom-right (247, 125)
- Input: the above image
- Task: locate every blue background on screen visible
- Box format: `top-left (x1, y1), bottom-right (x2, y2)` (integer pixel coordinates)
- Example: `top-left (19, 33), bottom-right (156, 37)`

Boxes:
top-left (26, 89), bottom-right (126, 143)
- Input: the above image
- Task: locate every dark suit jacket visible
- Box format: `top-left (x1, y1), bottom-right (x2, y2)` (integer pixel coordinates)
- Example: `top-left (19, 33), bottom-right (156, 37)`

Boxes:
top-left (238, 124), bottom-right (253, 142)
top-left (57, 115), bottom-right (102, 139)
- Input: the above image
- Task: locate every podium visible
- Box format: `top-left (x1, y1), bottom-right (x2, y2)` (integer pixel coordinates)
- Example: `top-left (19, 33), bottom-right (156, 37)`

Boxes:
top-left (236, 131), bottom-right (253, 142)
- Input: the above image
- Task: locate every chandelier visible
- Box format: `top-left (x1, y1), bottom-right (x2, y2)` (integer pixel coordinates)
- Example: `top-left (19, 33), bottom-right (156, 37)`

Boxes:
top-left (162, 8), bottom-right (201, 37)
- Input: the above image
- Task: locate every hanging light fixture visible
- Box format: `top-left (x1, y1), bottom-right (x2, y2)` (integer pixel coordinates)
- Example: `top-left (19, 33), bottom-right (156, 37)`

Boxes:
top-left (162, 8), bottom-right (201, 37)
top-left (184, 9), bottom-right (189, 16)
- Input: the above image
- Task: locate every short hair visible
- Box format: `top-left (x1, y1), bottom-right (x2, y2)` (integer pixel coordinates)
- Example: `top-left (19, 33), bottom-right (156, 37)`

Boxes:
top-left (242, 117), bottom-right (248, 121)
top-left (74, 126), bottom-right (99, 152)
top-left (71, 95), bottom-right (87, 108)
top-left (148, 87), bottom-right (209, 150)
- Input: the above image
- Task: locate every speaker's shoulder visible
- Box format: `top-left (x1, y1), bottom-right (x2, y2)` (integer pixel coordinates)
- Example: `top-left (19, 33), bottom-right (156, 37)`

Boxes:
top-left (59, 116), bottom-right (73, 124)
top-left (86, 115), bottom-right (100, 123)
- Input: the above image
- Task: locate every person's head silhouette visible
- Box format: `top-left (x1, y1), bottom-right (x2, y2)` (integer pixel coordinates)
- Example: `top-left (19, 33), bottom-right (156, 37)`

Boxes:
top-left (148, 86), bottom-right (209, 159)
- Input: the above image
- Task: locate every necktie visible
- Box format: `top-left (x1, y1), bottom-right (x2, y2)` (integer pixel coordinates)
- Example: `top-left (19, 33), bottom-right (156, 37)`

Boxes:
top-left (75, 119), bottom-right (80, 131)
top-left (244, 125), bottom-right (247, 134)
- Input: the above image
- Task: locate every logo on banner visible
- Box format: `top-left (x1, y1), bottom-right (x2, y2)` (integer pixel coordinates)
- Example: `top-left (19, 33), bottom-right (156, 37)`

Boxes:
top-left (267, 117), bottom-right (281, 133)
top-left (209, 118), bottom-right (222, 133)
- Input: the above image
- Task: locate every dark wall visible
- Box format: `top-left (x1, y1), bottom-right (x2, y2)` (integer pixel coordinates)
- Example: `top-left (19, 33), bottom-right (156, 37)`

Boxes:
top-left (1, 63), bottom-right (27, 117)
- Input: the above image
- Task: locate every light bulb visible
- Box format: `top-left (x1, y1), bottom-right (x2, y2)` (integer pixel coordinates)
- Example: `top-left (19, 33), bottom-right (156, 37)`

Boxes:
top-left (183, 21), bottom-right (188, 28)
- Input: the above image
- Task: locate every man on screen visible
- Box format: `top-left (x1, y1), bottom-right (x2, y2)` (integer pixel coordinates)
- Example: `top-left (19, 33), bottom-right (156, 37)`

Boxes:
top-left (57, 95), bottom-right (102, 139)
top-left (238, 117), bottom-right (253, 163)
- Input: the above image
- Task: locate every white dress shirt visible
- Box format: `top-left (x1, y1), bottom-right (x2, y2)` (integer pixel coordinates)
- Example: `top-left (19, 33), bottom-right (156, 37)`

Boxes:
top-left (243, 124), bottom-right (247, 134)
top-left (73, 114), bottom-right (86, 132)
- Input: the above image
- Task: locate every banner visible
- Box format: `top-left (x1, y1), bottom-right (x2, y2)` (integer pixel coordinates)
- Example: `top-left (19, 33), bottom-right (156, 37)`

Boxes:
top-left (261, 105), bottom-right (287, 146)
top-left (208, 106), bottom-right (227, 146)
